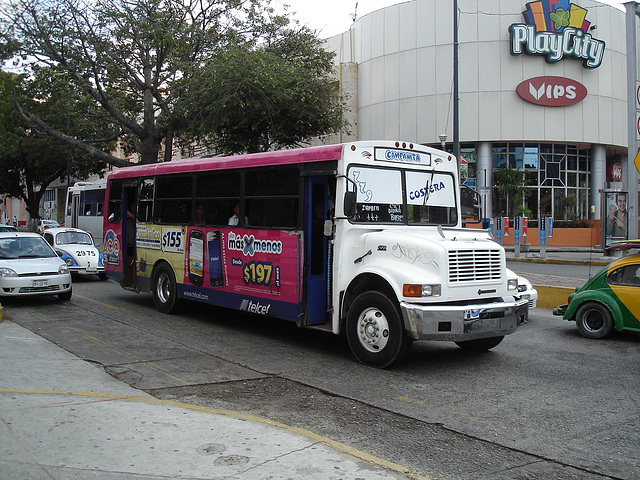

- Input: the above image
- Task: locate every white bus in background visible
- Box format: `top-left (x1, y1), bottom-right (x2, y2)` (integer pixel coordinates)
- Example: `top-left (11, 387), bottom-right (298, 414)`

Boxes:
top-left (65, 179), bottom-right (106, 250)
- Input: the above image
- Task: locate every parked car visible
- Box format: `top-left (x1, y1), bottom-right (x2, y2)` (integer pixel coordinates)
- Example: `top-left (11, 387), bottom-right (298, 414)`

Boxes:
top-left (0, 232), bottom-right (72, 300)
top-left (37, 219), bottom-right (60, 234)
top-left (43, 227), bottom-right (106, 279)
top-left (0, 225), bottom-right (18, 232)
top-left (516, 276), bottom-right (537, 309)
top-left (554, 242), bottom-right (640, 338)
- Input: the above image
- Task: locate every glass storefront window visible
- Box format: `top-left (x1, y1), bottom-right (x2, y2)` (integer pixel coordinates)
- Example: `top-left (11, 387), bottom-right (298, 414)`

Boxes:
top-left (490, 143), bottom-right (590, 220)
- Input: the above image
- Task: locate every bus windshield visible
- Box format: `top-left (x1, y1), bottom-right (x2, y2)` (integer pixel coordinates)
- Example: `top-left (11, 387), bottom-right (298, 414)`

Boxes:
top-left (348, 166), bottom-right (457, 226)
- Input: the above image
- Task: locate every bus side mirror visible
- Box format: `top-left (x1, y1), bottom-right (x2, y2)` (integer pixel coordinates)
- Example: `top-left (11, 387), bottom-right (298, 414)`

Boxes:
top-left (323, 220), bottom-right (333, 237)
top-left (343, 191), bottom-right (356, 218)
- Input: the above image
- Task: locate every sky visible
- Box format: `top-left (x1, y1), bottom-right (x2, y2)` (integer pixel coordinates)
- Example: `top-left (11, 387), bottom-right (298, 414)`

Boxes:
top-left (274, 0), bottom-right (626, 39)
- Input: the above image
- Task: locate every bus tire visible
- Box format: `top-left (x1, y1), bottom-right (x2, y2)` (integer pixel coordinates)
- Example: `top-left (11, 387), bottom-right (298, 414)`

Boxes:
top-left (152, 263), bottom-right (184, 314)
top-left (455, 336), bottom-right (504, 351)
top-left (346, 291), bottom-right (412, 368)
top-left (575, 302), bottom-right (614, 339)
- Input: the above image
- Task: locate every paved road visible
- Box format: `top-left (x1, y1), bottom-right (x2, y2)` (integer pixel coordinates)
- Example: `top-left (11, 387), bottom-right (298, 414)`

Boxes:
top-left (2, 275), bottom-right (638, 480)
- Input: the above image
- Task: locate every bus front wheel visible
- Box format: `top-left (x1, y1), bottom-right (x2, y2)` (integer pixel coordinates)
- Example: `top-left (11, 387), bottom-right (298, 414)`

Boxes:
top-left (152, 263), bottom-right (184, 314)
top-left (346, 291), bottom-right (412, 368)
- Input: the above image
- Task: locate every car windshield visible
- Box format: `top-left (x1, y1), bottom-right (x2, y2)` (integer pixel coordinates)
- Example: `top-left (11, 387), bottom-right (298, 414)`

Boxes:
top-left (0, 237), bottom-right (57, 259)
top-left (56, 232), bottom-right (93, 245)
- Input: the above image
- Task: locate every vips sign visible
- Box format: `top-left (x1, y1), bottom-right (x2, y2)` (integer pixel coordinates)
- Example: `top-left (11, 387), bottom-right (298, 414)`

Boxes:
top-left (509, 1), bottom-right (605, 69)
top-left (516, 76), bottom-right (587, 106)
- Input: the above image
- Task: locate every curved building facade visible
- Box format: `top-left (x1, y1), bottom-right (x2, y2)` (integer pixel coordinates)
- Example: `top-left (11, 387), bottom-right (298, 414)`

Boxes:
top-left (324, 0), bottom-right (638, 223)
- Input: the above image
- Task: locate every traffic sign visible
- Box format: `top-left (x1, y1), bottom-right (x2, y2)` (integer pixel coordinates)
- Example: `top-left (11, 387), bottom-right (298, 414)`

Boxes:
top-left (634, 149), bottom-right (640, 175)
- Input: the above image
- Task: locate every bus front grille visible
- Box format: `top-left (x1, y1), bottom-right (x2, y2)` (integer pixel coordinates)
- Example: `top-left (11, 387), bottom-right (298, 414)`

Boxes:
top-left (448, 249), bottom-right (502, 283)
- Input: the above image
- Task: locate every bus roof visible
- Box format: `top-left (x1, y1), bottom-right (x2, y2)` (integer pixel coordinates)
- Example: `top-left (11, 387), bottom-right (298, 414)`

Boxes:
top-left (107, 144), bottom-right (346, 180)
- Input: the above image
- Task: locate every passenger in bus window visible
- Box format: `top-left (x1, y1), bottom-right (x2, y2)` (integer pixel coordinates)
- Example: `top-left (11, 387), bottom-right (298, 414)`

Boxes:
top-left (228, 202), bottom-right (247, 226)
top-left (196, 203), bottom-right (206, 225)
top-left (179, 204), bottom-right (190, 223)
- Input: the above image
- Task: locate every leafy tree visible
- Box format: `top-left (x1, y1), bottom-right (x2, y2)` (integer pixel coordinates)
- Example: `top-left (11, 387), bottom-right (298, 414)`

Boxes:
top-left (0, 0), bottom-right (344, 165)
top-left (0, 70), bottom-right (106, 228)
top-left (177, 30), bottom-right (344, 154)
top-left (494, 165), bottom-right (532, 217)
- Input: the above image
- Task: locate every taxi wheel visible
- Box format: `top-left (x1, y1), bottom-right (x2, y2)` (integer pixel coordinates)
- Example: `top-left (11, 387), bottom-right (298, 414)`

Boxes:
top-left (455, 336), bottom-right (504, 351)
top-left (152, 263), bottom-right (184, 314)
top-left (575, 302), bottom-right (614, 339)
top-left (346, 291), bottom-right (412, 368)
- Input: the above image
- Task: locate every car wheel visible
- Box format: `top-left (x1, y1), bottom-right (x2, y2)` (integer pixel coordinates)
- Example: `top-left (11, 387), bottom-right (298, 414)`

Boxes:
top-left (58, 289), bottom-right (72, 301)
top-left (152, 263), bottom-right (184, 314)
top-left (455, 336), bottom-right (504, 351)
top-left (575, 302), bottom-right (614, 339)
top-left (346, 291), bottom-right (412, 368)
top-left (98, 272), bottom-right (108, 281)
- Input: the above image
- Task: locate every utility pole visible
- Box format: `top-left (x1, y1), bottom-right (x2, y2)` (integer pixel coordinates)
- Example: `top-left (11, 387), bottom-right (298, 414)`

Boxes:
top-left (624, 2), bottom-right (639, 240)
top-left (453, 0), bottom-right (460, 164)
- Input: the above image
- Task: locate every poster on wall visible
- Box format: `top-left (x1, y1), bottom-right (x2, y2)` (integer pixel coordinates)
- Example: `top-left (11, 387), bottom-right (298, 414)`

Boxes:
top-left (604, 192), bottom-right (628, 242)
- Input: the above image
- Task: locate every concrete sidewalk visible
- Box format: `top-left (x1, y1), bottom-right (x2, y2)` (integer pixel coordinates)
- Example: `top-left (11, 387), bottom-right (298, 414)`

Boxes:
top-left (0, 319), bottom-right (417, 480)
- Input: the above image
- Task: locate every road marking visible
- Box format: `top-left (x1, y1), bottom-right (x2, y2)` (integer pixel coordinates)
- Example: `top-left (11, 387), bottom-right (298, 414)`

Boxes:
top-left (74, 294), bottom-right (130, 312)
top-left (0, 388), bottom-right (438, 480)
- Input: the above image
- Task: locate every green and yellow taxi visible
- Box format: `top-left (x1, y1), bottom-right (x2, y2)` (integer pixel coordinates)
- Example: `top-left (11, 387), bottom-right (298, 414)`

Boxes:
top-left (554, 243), bottom-right (640, 339)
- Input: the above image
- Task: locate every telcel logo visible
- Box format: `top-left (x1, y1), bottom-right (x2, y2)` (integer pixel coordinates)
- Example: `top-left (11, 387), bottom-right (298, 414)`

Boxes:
top-left (240, 299), bottom-right (271, 315)
top-left (516, 76), bottom-right (587, 106)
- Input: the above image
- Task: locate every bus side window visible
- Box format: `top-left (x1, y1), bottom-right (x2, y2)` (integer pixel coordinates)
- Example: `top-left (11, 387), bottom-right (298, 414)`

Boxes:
top-left (138, 178), bottom-right (154, 223)
top-left (155, 175), bottom-right (192, 224)
top-left (244, 167), bottom-right (300, 228)
top-left (107, 180), bottom-right (123, 223)
top-left (195, 171), bottom-right (241, 226)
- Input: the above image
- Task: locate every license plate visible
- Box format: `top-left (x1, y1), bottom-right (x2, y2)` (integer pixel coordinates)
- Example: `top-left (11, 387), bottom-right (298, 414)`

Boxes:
top-left (33, 279), bottom-right (49, 287)
top-left (86, 268), bottom-right (97, 273)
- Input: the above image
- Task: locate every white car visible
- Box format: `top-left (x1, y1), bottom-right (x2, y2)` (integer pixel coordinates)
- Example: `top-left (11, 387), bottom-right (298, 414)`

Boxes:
top-left (43, 227), bottom-right (106, 279)
top-left (37, 219), bottom-right (60, 234)
top-left (517, 276), bottom-right (538, 309)
top-left (0, 232), bottom-right (72, 300)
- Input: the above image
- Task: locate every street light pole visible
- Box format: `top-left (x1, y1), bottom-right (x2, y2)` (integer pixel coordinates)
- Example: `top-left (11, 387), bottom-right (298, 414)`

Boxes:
top-left (624, 1), bottom-right (639, 240)
top-left (453, 0), bottom-right (460, 163)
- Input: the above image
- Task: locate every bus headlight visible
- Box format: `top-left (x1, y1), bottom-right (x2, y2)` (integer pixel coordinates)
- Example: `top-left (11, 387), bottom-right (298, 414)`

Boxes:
top-left (403, 284), bottom-right (441, 297)
top-left (507, 279), bottom-right (518, 291)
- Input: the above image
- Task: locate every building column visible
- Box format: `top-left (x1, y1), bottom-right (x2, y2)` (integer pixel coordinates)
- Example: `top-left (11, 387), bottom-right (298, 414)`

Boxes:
top-left (590, 144), bottom-right (607, 220)
top-left (477, 142), bottom-right (493, 219)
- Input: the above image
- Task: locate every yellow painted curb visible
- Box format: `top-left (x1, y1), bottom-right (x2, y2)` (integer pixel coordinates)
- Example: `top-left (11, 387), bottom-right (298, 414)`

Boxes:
top-left (534, 285), bottom-right (575, 310)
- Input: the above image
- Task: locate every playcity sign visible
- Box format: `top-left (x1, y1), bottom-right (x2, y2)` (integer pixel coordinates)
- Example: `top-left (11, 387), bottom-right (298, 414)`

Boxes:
top-left (509, 1), bottom-right (605, 69)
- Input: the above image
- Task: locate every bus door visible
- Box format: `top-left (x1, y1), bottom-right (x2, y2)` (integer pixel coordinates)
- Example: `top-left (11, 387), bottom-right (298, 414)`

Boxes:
top-left (122, 184), bottom-right (138, 290)
top-left (304, 176), bottom-right (333, 325)
top-left (70, 193), bottom-right (80, 228)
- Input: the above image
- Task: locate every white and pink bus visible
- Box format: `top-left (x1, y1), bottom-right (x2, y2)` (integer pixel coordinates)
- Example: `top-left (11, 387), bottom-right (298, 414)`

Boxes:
top-left (103, 141), bottom-right (527, 367)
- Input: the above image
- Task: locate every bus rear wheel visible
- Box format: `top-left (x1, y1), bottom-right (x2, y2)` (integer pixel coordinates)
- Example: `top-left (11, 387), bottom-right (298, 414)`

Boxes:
top-left (152, 263), bottom-right (184, 314)
top-left (346, 291), bottom-right (412, 368)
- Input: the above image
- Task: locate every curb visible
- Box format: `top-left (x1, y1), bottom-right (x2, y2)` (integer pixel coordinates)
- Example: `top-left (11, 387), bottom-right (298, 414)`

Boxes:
top-left (533, 285), bottom-right (574, 310)
top-left (508, 258), bottom-right (609, 266)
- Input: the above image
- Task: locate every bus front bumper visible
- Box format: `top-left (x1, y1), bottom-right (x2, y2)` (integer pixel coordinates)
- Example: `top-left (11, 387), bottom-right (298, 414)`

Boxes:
top-left (400, 297), bottom-right (528, 341)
